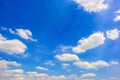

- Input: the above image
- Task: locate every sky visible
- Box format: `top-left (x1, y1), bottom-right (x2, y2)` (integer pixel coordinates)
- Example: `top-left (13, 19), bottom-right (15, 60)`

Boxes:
top-left (0, 0), bottom-right (120, 80)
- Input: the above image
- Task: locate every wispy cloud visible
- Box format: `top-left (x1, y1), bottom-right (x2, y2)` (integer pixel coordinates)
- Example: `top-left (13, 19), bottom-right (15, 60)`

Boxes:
top-left (9, 28), bottom-right (37, 41)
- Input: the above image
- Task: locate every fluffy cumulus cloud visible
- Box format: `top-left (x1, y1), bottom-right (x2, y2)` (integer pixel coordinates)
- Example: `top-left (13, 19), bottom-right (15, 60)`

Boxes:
top-left (72, 32), bottom-right (106, 53)
top-left (55, 53), bottom-right (79, 62)
top-left (0, 34), bottom-right (27, 55)
top-left (73, 0), bottom-right (108, 12)
top-left (74, 60), bottom-right (109, 69)
top-left (9, 28), bottom-right (37, 41)
top-left (106, 29), bottom-right (120, 40)
top-left (114, 10), bottom-right (120, 21)
top-left (36, 66), bottom-right (48, 71)
top-left (80, 73), bottom-right (96, 79)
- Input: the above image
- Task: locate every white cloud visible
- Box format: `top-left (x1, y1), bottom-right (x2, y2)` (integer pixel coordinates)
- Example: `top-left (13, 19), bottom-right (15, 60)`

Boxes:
top-left (106, 29), bottom-right (120, 40)
top-left (114, 15), bottom-right (120, 21)
top-left (55, 53), bottom-right (79, 62)
top-left (114, 10), bottom-right (120, 22)
top-left (80, 73), bottom-right (96, 79)
top-left (0, 34), bottom-right (27, 55)
top-left (111, 61), bottom-right (119, 65)
top-left (9, 28), bottom-right (37, 41)
top-left (1, 28), bottom-right (37, 41)
top-left (72, 32), bottom-right (105, 53)
top-left (0, 59), bottom-right (21, 69)
top-left (16, 29), bottom-right (32, 40)
top-left (0, 39), bottom-right (27, 55)
top-left (73, 0), bottom-right (108, 12)
top-left (36, 66), bottom-right (48, 71)
top-left (74, 60), bottom-right (109, 69)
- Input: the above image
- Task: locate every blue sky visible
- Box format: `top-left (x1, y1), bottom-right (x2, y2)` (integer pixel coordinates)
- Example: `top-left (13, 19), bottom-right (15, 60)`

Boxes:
top-left (0, 0), bottom-right (120, 80)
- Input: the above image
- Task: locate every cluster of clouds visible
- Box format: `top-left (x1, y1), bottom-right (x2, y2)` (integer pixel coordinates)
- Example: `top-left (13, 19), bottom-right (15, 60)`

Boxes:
top-left (0, 59), bottom-right (97, 80)
top-left (0, 27), bottom-right (37, 55)
top-left (54, 28), bottom-right (120, 79)
top-left (55, 53), bottom-right (118, 70)
top-left (0, 0), bottom-right (120, 79)
top-left (2, 58), bottom-right (117, 80)
top-left (73, 0), bottom-right (108, 12)
top-left (0, 59), bottom-right (119, 80)
top-left (0, 25), bottom-right (120, 80)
